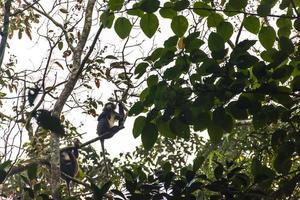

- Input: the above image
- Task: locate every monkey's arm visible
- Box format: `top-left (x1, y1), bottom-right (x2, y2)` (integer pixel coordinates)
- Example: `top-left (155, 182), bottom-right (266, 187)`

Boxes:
top-left (118, 102), bottom-right (125, 128)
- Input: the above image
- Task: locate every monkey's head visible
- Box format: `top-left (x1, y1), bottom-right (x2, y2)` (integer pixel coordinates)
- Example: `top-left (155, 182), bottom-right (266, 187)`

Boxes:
top-left (61, 151), bottom-right (71, 161)
top-left (73, 138), bottom-right (80, 148)
top-left (103, 102), bottom-right (116, 112)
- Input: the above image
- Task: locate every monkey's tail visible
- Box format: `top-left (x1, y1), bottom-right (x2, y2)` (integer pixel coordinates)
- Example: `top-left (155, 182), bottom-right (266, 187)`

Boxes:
top-left (100, 140), bottom-right (109, 177)
top-left (66, 181), bottom-right (71, 196)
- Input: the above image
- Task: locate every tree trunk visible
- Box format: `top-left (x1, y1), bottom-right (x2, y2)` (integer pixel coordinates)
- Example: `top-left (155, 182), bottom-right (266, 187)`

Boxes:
top-left (50, 0), bottom-right (96, 198)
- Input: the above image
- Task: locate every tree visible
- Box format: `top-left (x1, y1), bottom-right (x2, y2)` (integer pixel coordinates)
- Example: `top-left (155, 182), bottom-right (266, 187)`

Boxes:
top-left (1, 0), bottom-right (300, 199)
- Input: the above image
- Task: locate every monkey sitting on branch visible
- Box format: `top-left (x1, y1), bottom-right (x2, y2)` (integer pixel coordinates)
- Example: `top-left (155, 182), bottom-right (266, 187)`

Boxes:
top-left (96, 102), bottom-right (125, 176)
top-left (60, 139), bottom-right (80, 196)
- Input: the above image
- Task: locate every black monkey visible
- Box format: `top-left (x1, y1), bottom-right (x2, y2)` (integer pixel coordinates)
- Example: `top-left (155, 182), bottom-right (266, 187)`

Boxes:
top-left (60, 139), bottom-right (80, 196)
top-left (97, 102), bottom-right (124, 175)
top-left (27, 85), bottom-right (40, 107)
top-left (32, 109), bottom-right (65, 136)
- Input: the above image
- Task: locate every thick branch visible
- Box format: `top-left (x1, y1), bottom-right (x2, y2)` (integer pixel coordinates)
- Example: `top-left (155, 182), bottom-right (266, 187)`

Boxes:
top-left (0, 0), bottom-right (12, 69)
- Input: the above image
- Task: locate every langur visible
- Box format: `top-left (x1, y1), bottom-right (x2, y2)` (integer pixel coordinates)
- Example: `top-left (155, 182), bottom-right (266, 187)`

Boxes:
top-left (60, 139), bottom-right (80, 196)
top-left (27, 85), bottom-right (40, 106)
top-left (96, 102), bottom-right (124, 176)
top-left (32, 109), bottom-right (65, 136)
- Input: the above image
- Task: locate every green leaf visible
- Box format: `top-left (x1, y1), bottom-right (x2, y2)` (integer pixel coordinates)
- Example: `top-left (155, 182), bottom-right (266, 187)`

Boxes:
top-left (174, 0), bottom-right (190, 11)
top-left (127, 3), bottom-right (144, 17)
top-left (226, 101), bottom-right (248, 120)
top-left (217, 22), bottom-right (233, 41)
top-left (170, 117), bottom-right (190, 139)
top-left (108, 0), bottom-right (124, 11)
top-left (140, 13), bottom-right (159, 38)
top-left (208, 125), bottom-right (224, 144)
top-left (243, 16), bottom-right (260, 34)
top-left (279, 37), bottom-right (294, 54)
top-left (212, 107), bottom-right (234, 132)
top-left (0, 169), bottom-right (7, 184)
top-left (274, 154), bottom-right (292, 174)
top-left (157, 117), bottom-right (176, 138)
top-left (133, 116), bottom-right (146, 138)
top-left (159, 2), bottom-right (177, 19)
top-left (141, 122), bottom-right (158, 150)
top-left (193, 155), bottom-right (205, 171)
top-left (100, 11), bottom-right (115, 28)
top-left (207, 13), bottom-right (224, 27)
top-left (291, 75), bottom-right (300, 91)
top-left (208, 32), bottom-right (224, 51)
top-left (114, 17), bottom-right (132, 39)
top-left (228, 0), bottom-right (247, 10)
top-left (272, 65), bottom-right (293, 81)
top-left (257, 4), bottom-right (271, 17)
top-left (259, 26), bottom-right (276, 49)
top-left (171, 15), bottom-right (188, 37)
top-left (193, 2), bottom-right (212, 16)
top-left (27, 163), bottom-right (38, 180)
top-left (134, 62), bottom-right (149, 77)
top-left (164, 36), bottom-right (179, 48)
top-left (147, 75), bottom-right (158, 87)
top-left (58, 42), bottom-right (63, 50)
top-left (294, 17), bottom-right (300, 31)
top-left (128, 101), bottom-right (144, 116)
top-left (140, 0), bottom-right (160, 13)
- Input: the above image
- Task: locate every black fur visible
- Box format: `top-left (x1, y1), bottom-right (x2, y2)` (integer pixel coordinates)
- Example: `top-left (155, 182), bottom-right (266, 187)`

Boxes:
top-left (60, 139), bottom-right (80, 196)
top-left (96, 102), bottom-right (124, 176)
top-left (27, 86), bottom-right (40, 106)
top-left (32, 109), bottom-right (65, 136)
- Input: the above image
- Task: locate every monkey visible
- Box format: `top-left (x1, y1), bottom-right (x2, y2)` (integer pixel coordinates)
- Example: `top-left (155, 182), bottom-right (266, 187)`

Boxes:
top-left (32, 109), bottom-right (65, 136)
top-left (60, 139), bottom-right (80, 196)
top-left (97, 102), bottom-right (124, 176)
top-left (27, 85), bottom-right (40, 107)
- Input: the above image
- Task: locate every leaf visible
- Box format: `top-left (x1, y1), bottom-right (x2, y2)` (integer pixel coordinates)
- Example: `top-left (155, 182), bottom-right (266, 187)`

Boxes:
top-left (140, 0), bottom-right (160, 13)
top-left (228, 0), bottom-right (247, 10)
top-left (114, 17), bottom-right (132, 39)
top-left (159, 3), bottom-right (177, 19)
top-left (259, 26), bottom-right (276, 49)
top-left (279, 37), bottom-right (294, 54)
top-left (243, 16), bottom-right (260, 34)
top-left (207, 13), bottom-right (224, 27)
top-left (291, 75), bottom-right (300, 91)
top-left (208, 32), bottom-right (224, 51)
top-left (134, 62), bottom-right (149, 77)
top-left (208, 124), bottom-right (224, 144)
top-left (171, 15), bottom-right (188, 37)
top-left (58, 41), bottom-right (63, 50)
top-left (127, 3), bottom-right (144, 17)
top-left (170, 117), bottom-right (190, 139)
top-left (147, 75), bottom-right (158, 87)
top-left (294, 17), bottom-right (300, 31)
top-left (217, 22), bottom-right (233, 41)
top-left (108, 0), bottom-right (124, 11)
top-left (193, 2), bottom-right (212, 16)
top-left (128, 101), bottom-right (144, 116)
top-left (193, 155), bottom-right (205, 171)
top-left (175, 38), bottom-right (184, 51)
top-left (157, 117), bottom-right (176, 138)
top-left (141, 122), bottom-right (158, 150)
top-left (174, 0), bottom-right (190, 11)
top-left (100, 11), bottom-right (115, 28)
top-left (27, 163), bottom-right (38, 180)
top-left (212, 107), bottom-right (234, 132)
top-left (140, 13), bottom-right (159, 38)
top-left (59, 8), bottom-right (68, 14)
